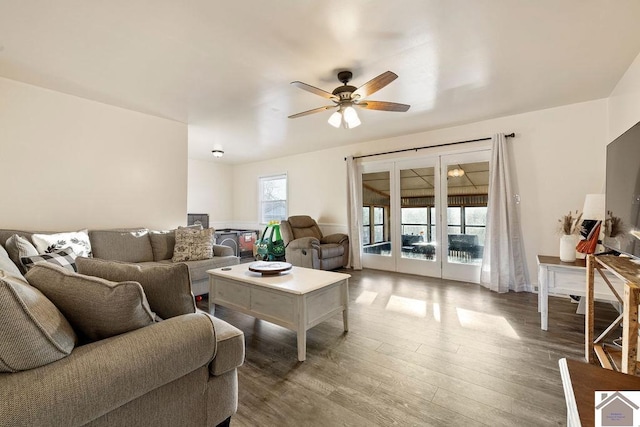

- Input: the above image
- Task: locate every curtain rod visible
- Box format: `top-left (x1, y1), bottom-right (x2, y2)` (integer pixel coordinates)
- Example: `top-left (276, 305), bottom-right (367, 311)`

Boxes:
top-left (344, 133), bottom-right (515, 161)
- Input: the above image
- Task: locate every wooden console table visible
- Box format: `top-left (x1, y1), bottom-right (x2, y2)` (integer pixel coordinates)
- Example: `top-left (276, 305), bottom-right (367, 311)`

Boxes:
top-left (585, 255), bottom-right (640, 374)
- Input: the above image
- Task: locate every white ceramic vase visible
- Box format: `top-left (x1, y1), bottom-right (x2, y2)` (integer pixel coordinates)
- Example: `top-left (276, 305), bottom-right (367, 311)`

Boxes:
top-left (559, 234), bottom-right (578, 262)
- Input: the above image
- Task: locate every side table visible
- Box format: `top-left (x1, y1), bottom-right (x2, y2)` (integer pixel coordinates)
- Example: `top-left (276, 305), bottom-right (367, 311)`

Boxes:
top-left (537, 255), bottom-right (623, 331)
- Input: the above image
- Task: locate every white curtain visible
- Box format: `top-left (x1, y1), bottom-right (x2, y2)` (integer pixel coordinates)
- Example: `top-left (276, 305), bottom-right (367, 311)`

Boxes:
top-left (346, 156), bottom-right (363, 270)
top-left (480, 133), bottom-right (529, 292)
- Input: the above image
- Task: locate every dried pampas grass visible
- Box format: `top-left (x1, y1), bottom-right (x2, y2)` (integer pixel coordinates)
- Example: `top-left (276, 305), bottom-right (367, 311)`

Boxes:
top-left (558, 210), bottom-right (582, 235)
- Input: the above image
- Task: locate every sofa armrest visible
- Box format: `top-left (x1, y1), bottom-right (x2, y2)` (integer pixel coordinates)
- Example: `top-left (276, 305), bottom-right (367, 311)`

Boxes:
top-left (213, 244), bottom-right (235, 257)
top-left (197, 311), bottom-right (245, 375)
top-left (286, 236), bottom-right (320, 250)
top-left (0, 314), bottom-right (216, 427)
top-left (321, 233), bottom-right (349, 245)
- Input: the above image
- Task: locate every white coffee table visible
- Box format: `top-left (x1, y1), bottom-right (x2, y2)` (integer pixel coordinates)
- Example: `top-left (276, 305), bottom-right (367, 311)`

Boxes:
top-left (207, 264), bottom-right (350, 361)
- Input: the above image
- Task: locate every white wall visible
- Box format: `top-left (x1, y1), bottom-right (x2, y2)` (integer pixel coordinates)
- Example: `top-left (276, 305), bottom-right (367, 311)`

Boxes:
top-left (0, 77), bottom-right (188, 231)
top-left (229, 99), bottom-right (609, 285)
top-left (230, 149), bottom-right (351, 234)
top-left (609, 51), bottom-right (640, 140)
top-left (187, 158), bottom-right (233, 229)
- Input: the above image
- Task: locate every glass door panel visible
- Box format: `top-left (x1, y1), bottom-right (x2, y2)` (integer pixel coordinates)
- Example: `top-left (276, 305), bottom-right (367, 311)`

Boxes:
top-left (396, 159), bottom-right (441, 277)
top-left (441, 152), bottom-right (491, 282)
top-left (361, 165), bottom-right (396, 271)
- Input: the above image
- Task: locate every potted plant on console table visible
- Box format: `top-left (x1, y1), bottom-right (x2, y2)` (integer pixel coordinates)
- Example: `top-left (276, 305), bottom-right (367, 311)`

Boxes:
top-left (558, 210), bottom-right (582, 262)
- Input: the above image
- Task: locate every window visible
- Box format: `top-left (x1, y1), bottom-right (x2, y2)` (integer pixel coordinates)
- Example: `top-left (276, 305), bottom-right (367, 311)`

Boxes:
top-left (401, 207), bottom-right (428, 237)
top-left (259, 174), bottom-right (287, 223)
top-left (373, 206), bottom-right (385, 243)
top-left (362, 206), bottom-right (371, 245)
top-left (362, 205), bottom-right (387, 244)
top-left (464, 206), bottom-right (487, 245)
top-left (446, 205), bottom-right (487, 244)
top-left (447, 207), bottom-right (462, 235)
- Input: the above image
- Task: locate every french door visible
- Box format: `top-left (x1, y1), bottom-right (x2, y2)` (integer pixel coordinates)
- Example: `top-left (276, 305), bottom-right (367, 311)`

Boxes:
top-left (361, 150), bottom-right (491, 283)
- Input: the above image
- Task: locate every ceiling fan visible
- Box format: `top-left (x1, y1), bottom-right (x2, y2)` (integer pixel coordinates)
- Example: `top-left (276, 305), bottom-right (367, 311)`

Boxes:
top-left (288, 70), bottom-right (410, 129)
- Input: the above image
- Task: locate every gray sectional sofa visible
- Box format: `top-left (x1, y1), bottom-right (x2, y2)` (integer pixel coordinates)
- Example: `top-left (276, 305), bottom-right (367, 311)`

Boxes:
top-left (0, 227), bottom-right (246, 426)
top-left (0, 227), bottom-right (240, 296)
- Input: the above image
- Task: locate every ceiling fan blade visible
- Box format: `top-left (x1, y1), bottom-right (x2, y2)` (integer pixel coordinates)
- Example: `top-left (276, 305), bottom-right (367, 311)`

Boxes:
top-left (291, 81), bottom-right (338, 100)
top-left (288, 105), bottom-right (336, 119)
top-left (356, 100), bottom-right (410, 112)
top-left (352, 71), bottom-right (398, 99)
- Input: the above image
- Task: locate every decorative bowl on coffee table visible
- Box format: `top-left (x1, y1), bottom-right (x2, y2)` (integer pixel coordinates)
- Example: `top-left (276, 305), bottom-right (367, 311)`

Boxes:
top-left (248, 261), bottom-right (292, 276)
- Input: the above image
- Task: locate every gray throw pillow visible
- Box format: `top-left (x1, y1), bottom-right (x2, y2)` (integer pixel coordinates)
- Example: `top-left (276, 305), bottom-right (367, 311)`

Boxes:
top-left (172, 228), bottom-right (215, 262)
top-left (76, 257), bottom-right (195, 319)
top-left (149, 230), bottom-right (176, 261)
top-left (148, 225), bottom-right (204, 261)
top-left (0, 243), bottom-right (24, 279)
top-left (5, 234), bottom-right (38, 274)
top-left (25, 263), bottom-right (156, 342)
top-left (0, 271), bottom-right (76, 372)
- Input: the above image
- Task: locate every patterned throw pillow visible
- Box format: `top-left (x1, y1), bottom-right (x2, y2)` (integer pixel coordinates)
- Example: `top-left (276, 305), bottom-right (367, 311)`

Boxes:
top-left (31, 230), bottom-right (92, 257)
top-left (172, 228), bottom-right (214, 262)
top-left (21, 248), bottom-right (78, 272)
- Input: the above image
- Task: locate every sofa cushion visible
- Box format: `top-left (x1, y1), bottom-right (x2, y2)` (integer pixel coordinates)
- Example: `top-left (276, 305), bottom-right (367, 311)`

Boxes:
top-left (76, 257), bottom-right (195, 319)
top-left (5, 234), bottom-right (38, 274)
top-left (0, 242), bottom-right (24, 279)
top-left (149, 230), bottom-right (175, 261)
top-left (172, 228), bottom-right (215, 262)
top-left (26, 263), bottom-right (156, 342)
top-left (89, 229), bottom-right (154, 262)
top-left (32, 230), bottom-right (92, 257)
top-left (156, 256), bottom-right (239, 282)
top-left (21, 247), bottom-right (78, 272)
top-left (0, 271), bottom-right (76, 372)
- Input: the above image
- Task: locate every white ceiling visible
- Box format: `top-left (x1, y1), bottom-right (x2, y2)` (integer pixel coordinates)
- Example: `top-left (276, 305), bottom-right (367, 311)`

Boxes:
top-left (1, 1), bottom-right (640, 164)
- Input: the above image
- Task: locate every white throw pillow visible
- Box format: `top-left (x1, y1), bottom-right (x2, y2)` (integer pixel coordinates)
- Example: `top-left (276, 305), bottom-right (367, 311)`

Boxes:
top-left (32, 230), bottom-right (92, 258)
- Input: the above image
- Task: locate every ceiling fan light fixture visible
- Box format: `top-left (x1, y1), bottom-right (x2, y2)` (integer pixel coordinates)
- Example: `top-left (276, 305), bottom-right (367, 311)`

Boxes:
top-left (290, 70), bottom-right (409, 129)
top-left (342, 105), bottom-right (361, 129)
top-left (447, 168), bottom-right (465, 178)
top-left (328, 111), bottom-right (342, 128)
top-left (344, 114), bottom-right (361, 129)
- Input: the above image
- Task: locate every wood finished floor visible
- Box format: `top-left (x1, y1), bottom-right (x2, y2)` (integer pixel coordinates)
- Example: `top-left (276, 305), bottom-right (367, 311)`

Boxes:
top-left (198, 268), bottom-right (619, 427)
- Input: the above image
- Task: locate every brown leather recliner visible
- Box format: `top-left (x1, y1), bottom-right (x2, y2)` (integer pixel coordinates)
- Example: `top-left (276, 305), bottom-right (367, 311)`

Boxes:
top-left (279, 216), bottom-right (349, 270)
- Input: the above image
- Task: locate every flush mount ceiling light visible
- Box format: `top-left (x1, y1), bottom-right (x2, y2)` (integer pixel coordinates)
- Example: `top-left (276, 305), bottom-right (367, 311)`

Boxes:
top-left (447, 168), bottom-right (465, 178)
top-left (211, 150), bottom-right (224, 158)
top-left (288, 70), bottom-right (410, 129)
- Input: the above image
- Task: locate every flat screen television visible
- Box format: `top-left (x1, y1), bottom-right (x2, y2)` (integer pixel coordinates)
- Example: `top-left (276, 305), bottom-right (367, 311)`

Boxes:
top-left (603, 120), bottom-right (640, 259)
